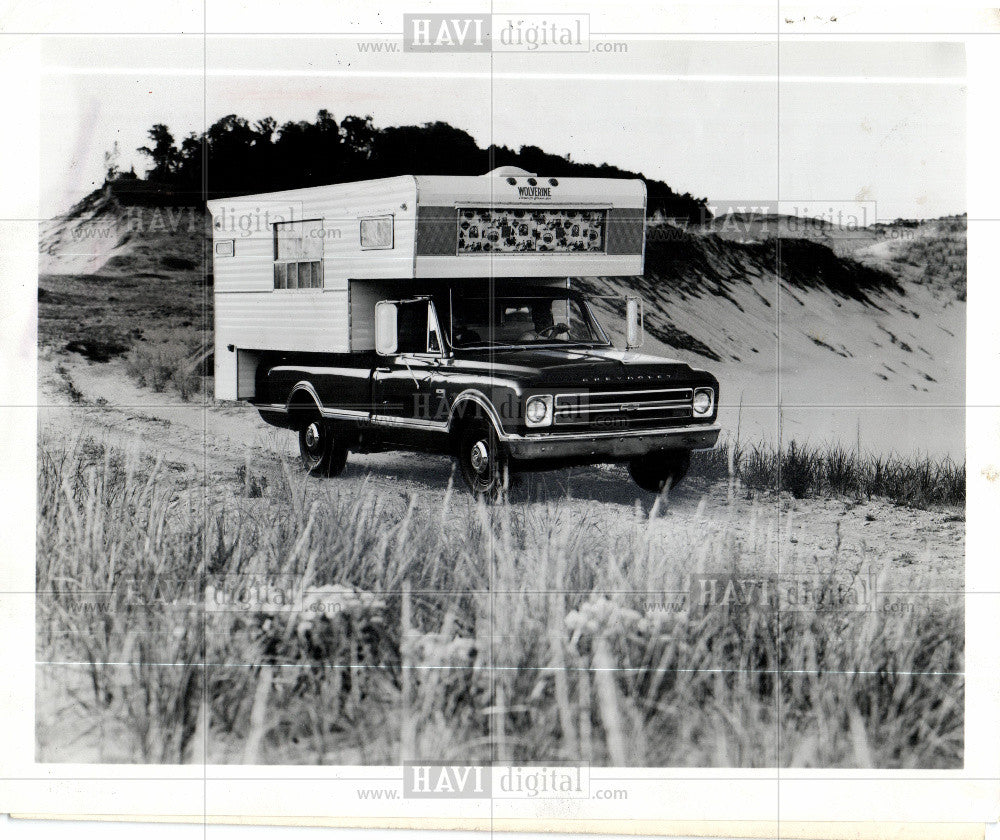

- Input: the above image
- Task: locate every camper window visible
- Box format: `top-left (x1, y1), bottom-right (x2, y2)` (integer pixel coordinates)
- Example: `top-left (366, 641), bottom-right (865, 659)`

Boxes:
top-left (273, 219), bottom-right (324, 290)
top-left (360, 215), bottom-right (394, 250)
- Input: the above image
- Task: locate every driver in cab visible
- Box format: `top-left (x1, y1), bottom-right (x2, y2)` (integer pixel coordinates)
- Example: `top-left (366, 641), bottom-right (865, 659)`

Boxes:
top-left (519, 301), bottom-right (568, 342)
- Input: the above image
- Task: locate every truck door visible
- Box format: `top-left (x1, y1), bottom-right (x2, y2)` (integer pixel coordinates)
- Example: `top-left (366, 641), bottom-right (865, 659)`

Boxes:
top-left (371, 300), bottom-right (449, 441)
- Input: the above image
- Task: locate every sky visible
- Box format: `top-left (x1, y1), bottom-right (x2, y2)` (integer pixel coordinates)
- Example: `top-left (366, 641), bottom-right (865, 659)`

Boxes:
top-left (40, 37), bottom-right (966, 220)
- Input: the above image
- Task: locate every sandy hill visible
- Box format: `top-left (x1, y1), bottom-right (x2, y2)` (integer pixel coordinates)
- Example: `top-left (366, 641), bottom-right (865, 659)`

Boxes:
top-left (38, 186), bottom-right (208, 361)
top-left (39, 183), bottom-right (206, 277)
top-left (841, 216), bottom-right (967, 300)
top-left (584, 219), bottom-right (964, 455)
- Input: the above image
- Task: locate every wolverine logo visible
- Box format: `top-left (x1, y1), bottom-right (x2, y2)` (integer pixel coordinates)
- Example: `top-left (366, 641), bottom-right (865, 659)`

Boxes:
top-left (517, 186), bottom-right (552, 198)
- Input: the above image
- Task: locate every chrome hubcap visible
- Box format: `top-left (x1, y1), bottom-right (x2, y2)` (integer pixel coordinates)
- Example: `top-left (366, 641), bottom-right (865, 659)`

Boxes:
top-left (469, 440), bottom-right (490, 474)
top-left (304, 422), bottom-right (321, 450)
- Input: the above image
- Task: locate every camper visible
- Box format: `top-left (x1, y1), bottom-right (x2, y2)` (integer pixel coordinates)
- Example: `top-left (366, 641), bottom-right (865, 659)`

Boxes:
top-left (208, 167), bottom-right (720, 497)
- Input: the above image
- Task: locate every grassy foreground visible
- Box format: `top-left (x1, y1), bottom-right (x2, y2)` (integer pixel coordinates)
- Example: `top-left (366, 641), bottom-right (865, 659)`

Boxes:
top-left (36, 436), bottom-right (964, 767)
top-left (694, 440), bottom-right (965, 508)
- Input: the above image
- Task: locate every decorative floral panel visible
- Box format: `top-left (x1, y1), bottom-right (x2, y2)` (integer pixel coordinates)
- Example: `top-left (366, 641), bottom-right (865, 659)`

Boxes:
top-left (457, 208), bottom-right (606, 253)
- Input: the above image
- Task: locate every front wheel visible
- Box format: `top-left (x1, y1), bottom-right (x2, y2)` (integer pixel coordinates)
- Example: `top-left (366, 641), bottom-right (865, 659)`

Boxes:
top-left (298, 417), bottom-right (348, 477)
top-left (457, 420), bottom-right (510, 500)
top-left (628, 450), bottom-right (691, 493)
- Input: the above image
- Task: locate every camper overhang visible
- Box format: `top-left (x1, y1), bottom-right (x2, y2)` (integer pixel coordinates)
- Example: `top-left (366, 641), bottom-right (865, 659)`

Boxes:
top-left (411, 172), bottom-right (646, 279)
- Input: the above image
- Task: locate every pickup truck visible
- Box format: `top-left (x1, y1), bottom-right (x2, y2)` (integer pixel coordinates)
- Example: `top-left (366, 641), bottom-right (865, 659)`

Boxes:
top-left (251, 282), bottom-right (720, 498)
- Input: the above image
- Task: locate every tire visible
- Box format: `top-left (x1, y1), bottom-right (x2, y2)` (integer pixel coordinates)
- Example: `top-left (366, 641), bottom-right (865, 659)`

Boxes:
top-left (628, 450), bottom-right (691, 493)
top-left (457, 420), bottom-right (510, 500)
top-left (298, 416), bottom-right (348, 477)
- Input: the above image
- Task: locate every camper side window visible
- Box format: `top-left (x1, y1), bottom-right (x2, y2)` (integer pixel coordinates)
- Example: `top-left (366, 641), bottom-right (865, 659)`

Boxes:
top-left (273, 219), bottom-right (324, 290)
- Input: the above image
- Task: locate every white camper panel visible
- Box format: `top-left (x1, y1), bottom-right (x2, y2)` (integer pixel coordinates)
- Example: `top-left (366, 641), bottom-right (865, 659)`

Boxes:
top-left (414, 253), bottom-right (643, 279)
top-left (209, 177), bottom-right (419, 398)
top-left (413, 173), bottom-right (646, 207)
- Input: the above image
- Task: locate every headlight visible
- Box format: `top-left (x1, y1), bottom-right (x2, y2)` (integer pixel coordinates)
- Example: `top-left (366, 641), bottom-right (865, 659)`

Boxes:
top-left (525, 395), bottom-right (554, 427)
top-left (692, 388), bottom-right (714, 416)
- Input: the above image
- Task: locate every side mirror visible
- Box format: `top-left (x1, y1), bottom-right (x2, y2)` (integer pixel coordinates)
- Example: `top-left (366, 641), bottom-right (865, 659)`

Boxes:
top-left (625, 296), bottom-right (644, 350)
top-left (375, 301), bottom-right (398, 355)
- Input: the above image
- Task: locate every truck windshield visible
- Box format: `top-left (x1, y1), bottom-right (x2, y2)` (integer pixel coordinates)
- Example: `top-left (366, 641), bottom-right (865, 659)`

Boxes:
top-left (448, 293), bottom-right (610, 349)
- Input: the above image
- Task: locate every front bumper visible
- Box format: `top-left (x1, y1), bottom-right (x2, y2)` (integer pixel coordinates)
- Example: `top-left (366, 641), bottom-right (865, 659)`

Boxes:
top-left (504, 422), bottom-right (721, 461)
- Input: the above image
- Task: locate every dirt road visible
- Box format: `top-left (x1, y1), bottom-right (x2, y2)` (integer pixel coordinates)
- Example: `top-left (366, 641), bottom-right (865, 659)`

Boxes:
top-left (38, 352), bottom-right (965, 594)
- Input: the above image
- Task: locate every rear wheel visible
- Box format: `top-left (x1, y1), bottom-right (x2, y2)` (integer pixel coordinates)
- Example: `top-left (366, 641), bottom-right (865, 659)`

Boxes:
top-left (298, 416), bottom-right (348, 477)
top-left (457, 420), bottom-right (510, 500)
top-left (628, 450), bottom-right (691, 493)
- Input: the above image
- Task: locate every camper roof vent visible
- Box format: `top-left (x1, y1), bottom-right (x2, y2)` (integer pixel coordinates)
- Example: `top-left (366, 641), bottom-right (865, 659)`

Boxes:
top-left (483, 165), bottom-right (536, 178)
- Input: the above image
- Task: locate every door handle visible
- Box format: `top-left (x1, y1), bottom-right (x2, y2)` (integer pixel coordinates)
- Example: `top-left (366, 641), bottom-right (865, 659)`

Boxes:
top-left (374, 367), bottom-right (391, 374)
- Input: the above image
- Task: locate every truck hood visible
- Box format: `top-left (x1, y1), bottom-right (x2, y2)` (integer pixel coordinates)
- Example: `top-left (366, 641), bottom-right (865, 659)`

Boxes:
top-left (455, 345), bottom-right (715, 388)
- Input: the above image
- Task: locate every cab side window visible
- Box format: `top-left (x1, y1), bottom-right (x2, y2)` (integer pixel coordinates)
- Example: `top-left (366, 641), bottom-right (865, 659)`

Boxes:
top-left (396, 302), bottom-right (429, 354)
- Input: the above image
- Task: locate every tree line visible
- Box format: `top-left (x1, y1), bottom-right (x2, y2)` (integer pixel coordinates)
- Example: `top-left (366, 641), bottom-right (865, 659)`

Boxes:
top-left (116, 111), bottom-right (708, 221)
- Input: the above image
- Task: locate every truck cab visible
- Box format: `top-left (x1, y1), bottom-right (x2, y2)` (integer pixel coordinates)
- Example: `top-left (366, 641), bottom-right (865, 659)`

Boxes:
top-left (209, 168), bottom-right (720, 498)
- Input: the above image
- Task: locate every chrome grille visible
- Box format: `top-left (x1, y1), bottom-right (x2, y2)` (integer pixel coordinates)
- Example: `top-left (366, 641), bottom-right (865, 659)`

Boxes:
top-left (554, 387), bottom-right (694, 431)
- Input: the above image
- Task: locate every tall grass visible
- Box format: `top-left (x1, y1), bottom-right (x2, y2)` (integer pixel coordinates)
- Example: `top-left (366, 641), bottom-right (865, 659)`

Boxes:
top-left (693, 439), bottom-right (965, 508)
top-left (36, 435), bottom-right (964, 767)
top-left (124, 327), bottom-right (204, 400)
